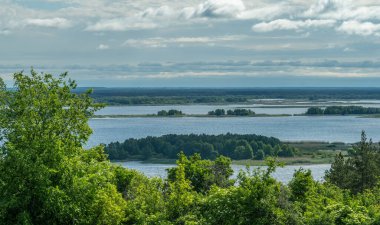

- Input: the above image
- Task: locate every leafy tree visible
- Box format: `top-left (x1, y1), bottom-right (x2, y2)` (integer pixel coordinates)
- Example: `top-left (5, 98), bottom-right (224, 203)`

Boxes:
top-left (157, 109), bottom-right (184, 116)
top-left (226, 109), bottom-right (255, 116)
top-left (326, 131), bottom-right (380, 193)
top-left (255, 149), bottom-right (265, 160)
top-left (306, 107), bottom-right (324, 115)
top-left (278, 145), bottom-right (296, 157)
top-left (324, 152), bottom-right (352, 190)
top-left (208, 109), bottom-right (225, 116)
top-left (234, 145), bottom-right (253, 160)
top-left (288, 168), bottom-right (315, 201)
top-left (0, 70), bottom-right (125, 224)
top-left (168, 153), bottom-right (233, 193)
top-left (198, 158), bottom-right (288, 225)
top-left (123, 172), bottom-right (167, 224)
top-left (166, 154), bottom-right (199, 223)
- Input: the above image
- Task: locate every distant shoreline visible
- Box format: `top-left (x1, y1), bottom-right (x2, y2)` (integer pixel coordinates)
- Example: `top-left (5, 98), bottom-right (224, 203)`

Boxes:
top-left (92, 113), bottom-right (380, 118)
top-left (92, 113), bottom-right (292, 118)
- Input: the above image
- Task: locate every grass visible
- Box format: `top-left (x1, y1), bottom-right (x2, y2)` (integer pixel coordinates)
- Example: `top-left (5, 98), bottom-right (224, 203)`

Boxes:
top-left (233, 156), bottom-right (335, 166)
top-left (286, 141), bottom-right (351, 153)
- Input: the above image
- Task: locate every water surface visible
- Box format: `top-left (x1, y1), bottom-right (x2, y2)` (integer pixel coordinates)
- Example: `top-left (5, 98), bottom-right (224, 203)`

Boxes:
top-left (88, 116), bottom-right (380, 146)
top-left (115, 161), bottom-right (331, 183)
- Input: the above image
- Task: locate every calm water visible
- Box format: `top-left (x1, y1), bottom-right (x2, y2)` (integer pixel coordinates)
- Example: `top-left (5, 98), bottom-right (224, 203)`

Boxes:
top-left (88, 102), bottom-right (380, 183)
top-left (88, 116), bottom-right (380, 147)
top-left (96, 101), bottom-right (380, 116)
top-left (96, 105), bottom-right (307, 115)
top-left (115, 161), bottom-right (331, 183)
top-left (91, 104), bottom-right (380, 182)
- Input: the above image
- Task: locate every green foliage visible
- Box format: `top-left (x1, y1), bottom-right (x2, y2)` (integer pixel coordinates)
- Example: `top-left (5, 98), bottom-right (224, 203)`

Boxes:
top-left (306, 106), bottom-right (380, 115)
top-left (198, 159), bottom-right (289, 225)
top-left (208, 108), bottom-right (225, 116)
top-left (306, 107), bottom-right (324, 115)
top-left (289, 168), bottom-right (315, 201)
top-left (4, 70), bottom-right (380, 225)
top-left (227, 108), bottom-right (255, 116)
top-left (208, 108), bottom-right (256, 117)
top-left (234, 145), bottom-right (253, 159)
top-left (166, 159), bottom-right (199, 223)
top-left (167, 152), bottom-right (233, 193)
top-left (157, 109), bottom-right (184, 116)
top-left (255, 149), bottom-right (265, 160)
top-left (89, 88), bottom-right (380, 106)
top-left (123, 171), bottom-right (168, 224)
top-left (326, 131), bottom-right (380, 193)
top-left (0, 70), bottom-right (125, 224)
top-left (105, 133), bottom-right (297, 161)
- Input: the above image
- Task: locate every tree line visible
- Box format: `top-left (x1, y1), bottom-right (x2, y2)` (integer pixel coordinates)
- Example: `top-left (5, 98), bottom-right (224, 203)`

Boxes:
top-left (87, 87), bottom-right (380, 106)
top-left (3, 71), bottom-right (380, 224)
top-left (207, 108), bottom-right (256, 116)
top-left (157, 109), bottom-right (184, 116)
top-left (105, 133), bottom-right (298, 161)
top-left (306, 106), bottom-right (380, 115)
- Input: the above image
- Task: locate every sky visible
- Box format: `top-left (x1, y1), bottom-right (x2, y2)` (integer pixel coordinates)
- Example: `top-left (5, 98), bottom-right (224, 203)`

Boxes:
top-left (0, 0), bottom-right (380, 87)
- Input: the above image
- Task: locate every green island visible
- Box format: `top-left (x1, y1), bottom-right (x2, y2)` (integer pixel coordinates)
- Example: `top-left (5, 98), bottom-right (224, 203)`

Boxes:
top-left (305, 106), bottom-right (380, 115)
top-left (208, 108), bottom-right (256, 116)
top-left (105, 134), bottom-right (350, 165)
top-left (3, 71), bottom-right (380, 225)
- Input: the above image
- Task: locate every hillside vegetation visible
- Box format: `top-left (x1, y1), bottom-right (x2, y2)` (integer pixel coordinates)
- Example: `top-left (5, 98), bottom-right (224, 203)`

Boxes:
top-left (2, 71), bottom-right (380, 224)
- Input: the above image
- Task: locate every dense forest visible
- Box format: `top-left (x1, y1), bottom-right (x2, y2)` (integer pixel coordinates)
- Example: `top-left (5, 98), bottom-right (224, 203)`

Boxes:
top-left (306, 106), bottom-right (380, 115)
top-left (104, 134), bottom-right (298, 161)
top-left (3, 71), bottom-right (380, 224)
top-left (83, 87), bottom-right (380, 105)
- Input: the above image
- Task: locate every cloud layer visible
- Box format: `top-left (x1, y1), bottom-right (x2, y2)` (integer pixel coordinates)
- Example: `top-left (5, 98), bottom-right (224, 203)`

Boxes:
top-left (1, 0), bottom-right (379, 35)
top-left (1, 0), bottom-right (380, 86)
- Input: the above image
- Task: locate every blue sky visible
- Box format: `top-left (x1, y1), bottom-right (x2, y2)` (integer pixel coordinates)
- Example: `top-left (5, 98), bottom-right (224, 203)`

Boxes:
top-left (0, 0), bottom-right (380, 87)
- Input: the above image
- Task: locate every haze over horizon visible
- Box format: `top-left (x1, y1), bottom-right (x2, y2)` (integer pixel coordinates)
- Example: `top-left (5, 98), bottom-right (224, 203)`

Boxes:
top-left (1, 0), bottom-right (380, 87)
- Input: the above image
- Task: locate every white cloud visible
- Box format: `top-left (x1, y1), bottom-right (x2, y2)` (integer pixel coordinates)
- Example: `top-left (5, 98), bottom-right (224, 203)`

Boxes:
top-left (84, 0), bottom-right (248, 31)
top-left (85, 18), bottom-right (157, 31)
top-left (178, 0), bottom-right (247, 20)
top-left (337, 20), bottom-right (380, 36)
top-left (304, 0), bottom-right (345, 17)
top-left (343, 47), bottom-right (355, 52)
top-left (303, 0), bottom-right (380, 22)
top-left (193, 0), bottom-right (246, 18)
top-left (123, 38), bottom-right (167, 48)
top-left (141, 6), bottom-right (174, 18)
top-left (0, 29), bottom-right (11, 35)
top-left (237, 4), bottom-right (292, 20)
top-left (122, 35), bottom-right (247, 48)
top-left (97, 44), bottom-right (109, 50)
top-left (25, 18), bottom-right (71, 28)
top-left (252, 19), bottom-right (336, 32)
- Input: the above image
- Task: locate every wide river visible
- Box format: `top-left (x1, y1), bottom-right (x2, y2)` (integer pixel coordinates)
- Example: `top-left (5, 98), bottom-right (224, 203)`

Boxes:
top-left (89, 104), bottom-right (380, 180)
top-left (88, 115), bottom-right (380, 146)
